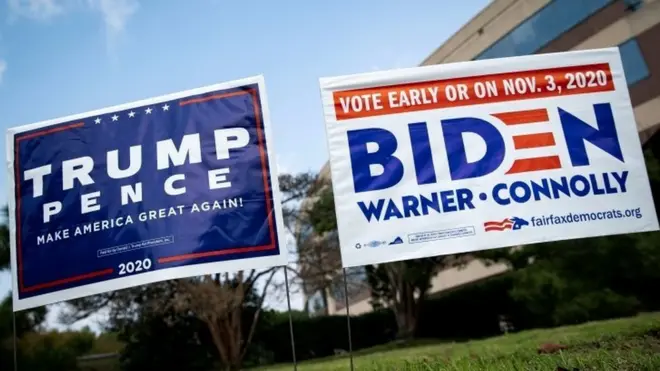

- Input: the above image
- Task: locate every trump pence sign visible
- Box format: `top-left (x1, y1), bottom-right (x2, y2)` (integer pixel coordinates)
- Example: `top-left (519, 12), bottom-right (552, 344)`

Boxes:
top-left (320, 48), bottom-right (659, 268)
top-left (7, 76), bottom-right (287, 310)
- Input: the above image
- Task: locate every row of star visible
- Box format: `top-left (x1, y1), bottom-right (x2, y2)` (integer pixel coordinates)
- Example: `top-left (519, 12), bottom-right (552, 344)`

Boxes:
top-left (93, 104), bottom-right (171, 124)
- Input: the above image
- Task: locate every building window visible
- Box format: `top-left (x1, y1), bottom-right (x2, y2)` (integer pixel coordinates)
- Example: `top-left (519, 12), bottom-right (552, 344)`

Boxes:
top-left (475, 0), bottom-right (613, 60)
top-left (331, 266), bottom-right (368, 304)
top-left (624, 0), bottom-right (643, 11)
top-left (308, 290), bottom-right (326, 314)
top-left (618, 38), bottom-right (650, 86)
top-left (332, 280), bottom-right (345, 304)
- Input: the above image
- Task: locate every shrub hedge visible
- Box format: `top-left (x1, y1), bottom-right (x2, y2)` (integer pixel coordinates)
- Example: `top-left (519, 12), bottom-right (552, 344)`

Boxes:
top-left (259, 273), bottom-right (515, 363)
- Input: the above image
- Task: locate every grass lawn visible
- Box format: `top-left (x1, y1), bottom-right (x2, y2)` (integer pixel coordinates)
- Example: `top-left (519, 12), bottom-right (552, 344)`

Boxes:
top-left (79, 356), bottom-right (120, 371)
top-left (259, 312), bottom-right (660, 371)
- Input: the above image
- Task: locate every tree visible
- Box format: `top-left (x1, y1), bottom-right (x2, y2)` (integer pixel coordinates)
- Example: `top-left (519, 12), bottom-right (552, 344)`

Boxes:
top-left (1, 206), bottom-right (10, 270)
top-left (64, 271), bottom-right (279, 371)
top-left (366, 261), bottom-right (429, 338)
top-left (307, 186), bottom-right (466, 338)
top-left (165, 270), bottom-right (278, 371)
top-left (279, 172), bottom-right (348, 315)
top-left (365, 256), bottom-right (466, 339)
top-left (307, 187), bottom-right (336, 234)
top-left (0, 206), bottom-right (49, 370)
top-left (0, 205), bottom-right (48, 333)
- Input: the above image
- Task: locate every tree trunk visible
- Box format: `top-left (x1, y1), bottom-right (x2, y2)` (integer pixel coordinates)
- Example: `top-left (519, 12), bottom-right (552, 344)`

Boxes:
top-left (395, 308), bottom-right (417, 339)
top-left (207, 315), bottom-right (243, 371)
top-left (383, 263), bottom-right (420, 339)
top-left (207, 318), bottom-right (230, 367)
top-left (321, 287), bottom-right (330, 315)
top-left (394, 281), bottom-right (418, 339)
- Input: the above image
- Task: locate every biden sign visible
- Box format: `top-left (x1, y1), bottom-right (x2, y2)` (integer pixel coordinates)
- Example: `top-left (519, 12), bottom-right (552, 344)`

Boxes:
top-left (7, 76), bottom-right (288, 311)
top-left (320, 48), bottom-right (659, 268)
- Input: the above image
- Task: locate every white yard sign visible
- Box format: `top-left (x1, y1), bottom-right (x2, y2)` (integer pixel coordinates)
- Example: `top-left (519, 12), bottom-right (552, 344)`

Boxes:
top-left (319, 48), bottom-right (659, 268)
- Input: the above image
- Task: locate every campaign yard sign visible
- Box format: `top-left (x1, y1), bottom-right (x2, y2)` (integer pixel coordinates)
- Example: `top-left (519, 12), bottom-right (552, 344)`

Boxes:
top-left (319, 48), bottom-right (659, 268)
top-left (7, 76), bottom-right (288, 311)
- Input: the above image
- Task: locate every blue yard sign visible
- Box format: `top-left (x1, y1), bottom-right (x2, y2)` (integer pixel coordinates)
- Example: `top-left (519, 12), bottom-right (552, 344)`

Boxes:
top-left (7, 76), bottom-right (288, 311)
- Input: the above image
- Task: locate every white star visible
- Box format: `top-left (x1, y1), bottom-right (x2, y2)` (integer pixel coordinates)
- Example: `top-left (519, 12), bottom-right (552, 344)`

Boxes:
top-left (111, 114), bottom-right (119, 122)
top-left (145, 107), bottom-right (153, 114)
top-left (94, 117), bottom-right (101, 124)
top-left (128, 111), bottom-right (136, 118)
top-left (162, 104), bottom-right (170, 111)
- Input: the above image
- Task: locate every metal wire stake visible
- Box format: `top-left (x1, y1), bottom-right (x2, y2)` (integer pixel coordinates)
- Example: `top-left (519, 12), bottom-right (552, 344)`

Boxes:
top-left (342, 268), bottom-right (355, 371)
top-left (283, 268), bottom-right (298, 371)
top-left (12, 309), bottom-right (18, 371)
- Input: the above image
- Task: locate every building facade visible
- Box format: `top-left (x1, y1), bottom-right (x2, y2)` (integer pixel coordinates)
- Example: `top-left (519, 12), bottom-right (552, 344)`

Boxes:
top-left (302, 0), bottom-right (660, 316)
top-left (422, 0), bottom-right (659, 140)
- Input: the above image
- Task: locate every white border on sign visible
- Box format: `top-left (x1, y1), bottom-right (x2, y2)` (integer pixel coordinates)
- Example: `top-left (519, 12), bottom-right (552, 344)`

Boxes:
top-left (6, 75), bottom-right (289, 311)
top-left (318, 47), bottom-right (659, 268)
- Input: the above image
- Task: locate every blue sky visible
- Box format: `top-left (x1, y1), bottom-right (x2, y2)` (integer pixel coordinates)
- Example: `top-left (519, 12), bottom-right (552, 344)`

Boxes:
top-left (0, 0), bottom-right (489, 328)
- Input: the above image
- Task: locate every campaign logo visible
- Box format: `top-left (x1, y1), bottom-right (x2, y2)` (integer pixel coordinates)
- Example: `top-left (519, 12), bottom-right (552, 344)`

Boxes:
top-left (483, 217), bottom-right (529, 232)
top-left (389, 236), bottom-right (404, 245)
top-left (365, 240), bottom-right (387, 248)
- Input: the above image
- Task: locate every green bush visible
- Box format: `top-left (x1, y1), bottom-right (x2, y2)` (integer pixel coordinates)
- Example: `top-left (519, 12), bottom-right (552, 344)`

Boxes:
top-left (257, 309), bottom-right (396, 363)
top-left (1, 331), bottom-right (94, 371)
top-left (552, 289), bottom-right (640, 325)
top-left (509, 262), bottom-right (642, 328)
top-left (117, 311), bottom-right (216, 371)
top-left (5, 330), bottom-right (96, 371)
top-left (417, 272), bottom-right (516, 339)
top-left (253, 274), bottom-right (517, 364)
